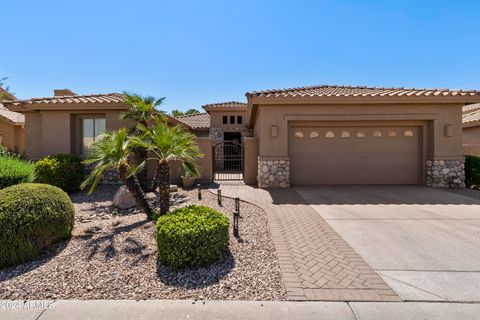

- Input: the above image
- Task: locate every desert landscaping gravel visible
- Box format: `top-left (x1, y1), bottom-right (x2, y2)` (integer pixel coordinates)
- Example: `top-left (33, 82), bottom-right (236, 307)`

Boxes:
top-left (0, 186), bottom-right (286, 300)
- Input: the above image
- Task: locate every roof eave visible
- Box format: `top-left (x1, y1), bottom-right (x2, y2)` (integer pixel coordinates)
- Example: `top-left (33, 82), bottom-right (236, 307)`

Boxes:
top-left (248, 95), bottom-right (480, 105)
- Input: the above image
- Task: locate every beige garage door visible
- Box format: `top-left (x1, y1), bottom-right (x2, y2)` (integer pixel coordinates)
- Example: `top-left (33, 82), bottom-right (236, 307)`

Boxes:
top-left (289, 125), bottom-right (421, 185)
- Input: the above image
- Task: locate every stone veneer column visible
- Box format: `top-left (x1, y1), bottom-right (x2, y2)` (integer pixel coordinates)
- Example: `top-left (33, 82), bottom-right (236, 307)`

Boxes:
top-left (425, 159), bottom-right (465, 188)
top-left (257, 157), bottom-right (290, 188)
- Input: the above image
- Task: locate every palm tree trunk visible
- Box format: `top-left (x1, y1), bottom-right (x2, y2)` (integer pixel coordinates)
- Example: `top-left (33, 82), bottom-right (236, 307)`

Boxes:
top-left (156, 160), bottom-right (171, 215)
top-left (131, 147), bottom-right (151, 192)
top-left (119, 164), bottom-right (155, 220)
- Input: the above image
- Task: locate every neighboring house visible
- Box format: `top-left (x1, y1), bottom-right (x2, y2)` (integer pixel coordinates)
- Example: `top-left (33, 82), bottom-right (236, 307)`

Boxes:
top-left (462, 103), bottom-right (480, 144)
top-left (462, 103), bottom-right (480, 157)
top-left (0, 87), bottom-right (25, 152)
top-left (6, 85), bottom-right (480, 189)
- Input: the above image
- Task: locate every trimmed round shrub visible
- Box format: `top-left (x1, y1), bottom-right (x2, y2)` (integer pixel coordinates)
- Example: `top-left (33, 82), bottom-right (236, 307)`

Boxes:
top-left (156, 205), bottom-right (229, 269)
top-left (0, 156), bottom-right (35, 189)
top-left (465, 155), bottom-right (480, 188)
top-left (35, 154), bottom-right (84, 192)
top-left (0, 183), bottom-right (75, 268)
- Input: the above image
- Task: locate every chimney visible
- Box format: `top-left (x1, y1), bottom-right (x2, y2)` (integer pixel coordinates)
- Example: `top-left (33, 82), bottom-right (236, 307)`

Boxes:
top-left (54, 89), bottom-right (76, 97)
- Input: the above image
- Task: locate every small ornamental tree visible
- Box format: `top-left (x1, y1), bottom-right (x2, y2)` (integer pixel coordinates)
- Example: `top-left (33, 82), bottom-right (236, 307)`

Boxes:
top-left (131, 116), bottom-right (202, 215)
top-left (81, 128), bottom-right (155, 219)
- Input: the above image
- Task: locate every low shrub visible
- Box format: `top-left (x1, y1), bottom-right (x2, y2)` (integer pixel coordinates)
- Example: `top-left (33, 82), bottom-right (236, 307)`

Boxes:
top-left (156, 205), bottom-right (229, 269)
top-left (0, 145), bottom-right (27, 160)
top-left (465, 155), bottom-right (480, 188)
top-left (35, 154), bottom-right (84, 192)
top-left (0, 156), bottom-right (35, 189)
top-left (0, 183), bottom-right (75, 268)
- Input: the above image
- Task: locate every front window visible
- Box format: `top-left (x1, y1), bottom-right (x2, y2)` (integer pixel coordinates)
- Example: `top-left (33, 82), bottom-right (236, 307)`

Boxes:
top-left (82, 118), bottom-right (106, 154)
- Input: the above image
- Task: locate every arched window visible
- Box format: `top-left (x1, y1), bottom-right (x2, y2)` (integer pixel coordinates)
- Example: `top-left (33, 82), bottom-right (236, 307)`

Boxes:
top-left (341, 131), bottom-right (351, 138)
top-left (372, 130), bottom-right (382, 138)
top-left (325, 131), bottom-right (335, 138)
top-left (404, 130), bottom-right (414, 137)
top-left (310, 131), bottom-right (319, 138)
top-left (356, 131), bottom-right (366, 138)
top-left (294, 131), bottom-right (304, 138)
top-left (388, 129), bottom-right (398, 137)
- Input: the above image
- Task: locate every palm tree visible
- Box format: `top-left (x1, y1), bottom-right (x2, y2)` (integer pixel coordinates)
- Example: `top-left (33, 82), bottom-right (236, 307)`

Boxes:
top-left (80, 128), bottom-right (155, 220)
top-left (131, 116), bottom-right (203, 215)
top-left (120, 92), bottom-right (165, 191)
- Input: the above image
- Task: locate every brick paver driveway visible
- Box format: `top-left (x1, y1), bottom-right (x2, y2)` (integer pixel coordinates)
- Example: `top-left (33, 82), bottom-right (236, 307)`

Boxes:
top-left (211, 185), bottom-right (400, 301)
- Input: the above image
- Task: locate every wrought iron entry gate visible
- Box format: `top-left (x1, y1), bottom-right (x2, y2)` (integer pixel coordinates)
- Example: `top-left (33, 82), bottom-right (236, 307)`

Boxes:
top-left (213, 141), bottom-right (244, 181)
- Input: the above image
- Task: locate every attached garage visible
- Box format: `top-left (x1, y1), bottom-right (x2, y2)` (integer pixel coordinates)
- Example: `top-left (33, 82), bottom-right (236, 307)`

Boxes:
top-left (247, 85), bottom-right (480, 189)
top-left (288, 123), bottom-right (422, 185)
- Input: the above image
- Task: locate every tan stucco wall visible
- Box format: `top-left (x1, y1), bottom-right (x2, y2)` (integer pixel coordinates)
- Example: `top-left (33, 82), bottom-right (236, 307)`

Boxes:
top-left (0, 120), bottom-right (14, 150)
top-left (253, 103), bottom-right (464, 161)
top-left (209, 110), bottom-right (247, 130)
top-left (147, 137), bottom-right (213, 186)
top-left (14, 126), bottom-right (25, 152)
top-left (24, 110), bottom-right (131, 160)
top-left (25, 112), bottom-right (43, 159)
top-left (463, 126), bottom-right (480, 145)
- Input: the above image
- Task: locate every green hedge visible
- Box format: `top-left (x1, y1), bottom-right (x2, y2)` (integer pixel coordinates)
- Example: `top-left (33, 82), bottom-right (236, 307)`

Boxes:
top-left (0, 183), bottom-right (75, 268)
top-left (465, 155), bottom-right (480, 187)
top-left (35, 154), bottom-right (84, 192)
top-left (0, 156), bottom-right (35, 189)
top-left (156, 205), bottom-right (229, 269)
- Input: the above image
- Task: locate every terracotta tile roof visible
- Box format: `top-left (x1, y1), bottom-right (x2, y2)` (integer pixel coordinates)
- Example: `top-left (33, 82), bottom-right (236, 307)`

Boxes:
top-left (463, 104), bottom-right (480, 124)
top-left (5, 93), bottom-right (125, 106)
top-left (247, 85), bottom-right (480, 98)
top-left (0, 104), bottom-right (24, 125)
top-left (463, 103), bottom-right (480, 114)
top-left (202, 101), bottom-right (247, 109)
top-left (175, 112), bottom-right (210, 129)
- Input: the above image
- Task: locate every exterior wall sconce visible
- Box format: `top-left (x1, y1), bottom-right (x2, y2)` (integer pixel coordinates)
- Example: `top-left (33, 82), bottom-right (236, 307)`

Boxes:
top-left (444, 125), bottom-right (453, 137)
top-left (270, 125), bottom-right (278, 138)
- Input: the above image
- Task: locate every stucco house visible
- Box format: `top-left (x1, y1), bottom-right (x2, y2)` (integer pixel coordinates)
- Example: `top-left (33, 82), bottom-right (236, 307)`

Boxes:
top-left (5, 85), bottom-right (480, 189)
top-left (0, 88), bottom-right (25, 152)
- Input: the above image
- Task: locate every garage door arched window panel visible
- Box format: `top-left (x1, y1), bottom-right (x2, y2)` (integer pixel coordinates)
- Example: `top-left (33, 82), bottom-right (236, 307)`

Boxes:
top-left (388, 129), bottom-right (398, 137)
top-left (309, 131), bottom-right (319, 138)
top-left (372, 130), bottom-right (382, 138)
top-left (403, 129), bottom-right (414, 137)
top-left (325, 131), bottom-right (335, 138)
top-left (294, 131), bottom-right (304, 138)
top-left (340, 131), bottom-right (351, 138)
top-left (356, 131), bottom-right (366, 138)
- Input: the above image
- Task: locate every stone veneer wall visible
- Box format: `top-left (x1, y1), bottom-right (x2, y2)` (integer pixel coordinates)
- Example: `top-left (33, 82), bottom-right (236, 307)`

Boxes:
top-left (84, 163), bottom-right (123, 185)
top-left (426, 159), bottom-right (465, 188)
top-left (258, 158), bottom-right (290, 188)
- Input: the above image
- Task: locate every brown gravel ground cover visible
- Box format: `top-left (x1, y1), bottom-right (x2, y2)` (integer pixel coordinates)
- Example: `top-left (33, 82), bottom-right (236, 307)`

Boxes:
top-left (0, 186), bottom-right (286, 300)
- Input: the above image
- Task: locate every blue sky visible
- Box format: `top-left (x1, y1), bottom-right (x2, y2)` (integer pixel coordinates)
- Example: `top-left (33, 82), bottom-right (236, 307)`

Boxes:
top-left (2, 0), bottom-right (480, 112)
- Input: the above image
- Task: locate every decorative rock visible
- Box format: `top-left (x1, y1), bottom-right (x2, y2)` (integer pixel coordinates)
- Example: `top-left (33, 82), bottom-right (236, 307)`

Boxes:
top-left (113, 185), bottom-right (136, 209)
top-left (169, 185), bottom-right (179, 192)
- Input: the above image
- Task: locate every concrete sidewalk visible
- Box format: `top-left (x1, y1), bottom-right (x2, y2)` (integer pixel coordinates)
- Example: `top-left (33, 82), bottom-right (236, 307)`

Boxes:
top-left (2, 300), bottom-right (480, 320)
